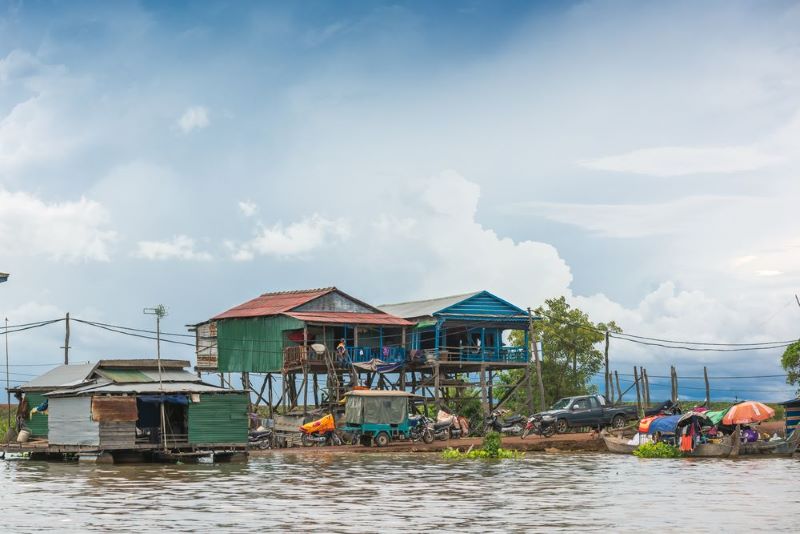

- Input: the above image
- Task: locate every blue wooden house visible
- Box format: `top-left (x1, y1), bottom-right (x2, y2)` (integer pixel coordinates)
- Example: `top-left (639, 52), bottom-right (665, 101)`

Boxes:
top-left (380, 291), bottom-right (533, 364)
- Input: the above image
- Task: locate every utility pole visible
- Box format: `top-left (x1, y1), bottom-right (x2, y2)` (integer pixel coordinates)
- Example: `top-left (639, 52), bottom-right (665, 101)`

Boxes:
top-left (4, 318), bottom-right (10, 440)
top-left (603, 331), bottom-right (610, 401)
top-left (61, 313), bottom-right (70, 365)
top-left (528, 307), bottom-right (546, 412)
top-left (144, 305), bottom-right (168, 449)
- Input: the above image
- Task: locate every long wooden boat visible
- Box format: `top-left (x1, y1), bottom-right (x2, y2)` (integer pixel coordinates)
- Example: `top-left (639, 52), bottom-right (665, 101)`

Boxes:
top-left (739, 429), bottom-right (800, 457)
top-left (601, 428), bottom-right (739, 458)
top-left (601, 430), bottom-right (639, 454)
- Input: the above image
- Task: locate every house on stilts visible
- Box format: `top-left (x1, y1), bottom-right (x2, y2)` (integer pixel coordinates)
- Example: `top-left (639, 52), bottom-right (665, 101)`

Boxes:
top-left (192, 287), bottom-right (535, 420)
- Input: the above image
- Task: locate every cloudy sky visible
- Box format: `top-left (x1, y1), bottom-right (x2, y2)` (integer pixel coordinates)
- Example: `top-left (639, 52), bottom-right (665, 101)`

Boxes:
top-left (1, 0), bottom-right (799, 400)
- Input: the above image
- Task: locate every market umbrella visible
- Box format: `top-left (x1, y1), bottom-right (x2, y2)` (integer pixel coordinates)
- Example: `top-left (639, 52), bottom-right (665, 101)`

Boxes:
top-left (676, 411), bottom-right (712, 429)
top-left (705, 408), bottom-right (729, 426)
top-left (722, 401), bottom-right (775, 425)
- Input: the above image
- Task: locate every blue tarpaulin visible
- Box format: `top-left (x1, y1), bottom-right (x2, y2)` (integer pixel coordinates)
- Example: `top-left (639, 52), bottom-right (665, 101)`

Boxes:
top-left (137, 394), bottom-right (189, 405)
top-left (646, 414), bottom-right (681, 435)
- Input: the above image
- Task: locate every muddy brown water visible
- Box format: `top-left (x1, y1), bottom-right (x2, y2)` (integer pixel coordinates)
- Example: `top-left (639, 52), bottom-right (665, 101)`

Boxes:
top-left (2, 452), bottom-right (798, 532)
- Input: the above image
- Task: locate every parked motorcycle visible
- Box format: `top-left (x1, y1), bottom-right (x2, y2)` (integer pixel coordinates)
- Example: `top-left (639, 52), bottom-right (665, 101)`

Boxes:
top-left (485, 410), bottom-right (526, 436)
top-left (521, 413), bottom-right (555, 439)
top-left (408, 415), bottom-right (435, 444)
top-left (299, 414), bottom-right (342, 446)
top-left (248, 429), bottom-right (273, 450)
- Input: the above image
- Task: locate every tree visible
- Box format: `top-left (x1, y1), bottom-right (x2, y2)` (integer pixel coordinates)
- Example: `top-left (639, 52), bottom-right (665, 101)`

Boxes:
top-left (498, 297), bottom-right (622, 412)
top-left (781, 341), bottom-right (800, 394)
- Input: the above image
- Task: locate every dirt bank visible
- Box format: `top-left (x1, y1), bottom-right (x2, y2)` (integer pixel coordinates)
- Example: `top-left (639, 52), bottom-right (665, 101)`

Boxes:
top-left (250, 432), bottom-right (604, 457)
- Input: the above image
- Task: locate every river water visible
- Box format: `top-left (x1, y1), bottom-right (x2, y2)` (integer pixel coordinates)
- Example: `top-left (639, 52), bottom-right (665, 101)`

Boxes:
top-left (2, 452), bottom-right (798, 532)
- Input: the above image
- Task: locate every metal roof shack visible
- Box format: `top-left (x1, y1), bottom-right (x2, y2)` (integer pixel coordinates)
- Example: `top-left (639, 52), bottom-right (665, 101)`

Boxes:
top-left (196, 287), bottom-right (413, 375)
top-left (11, 363), bottom-right (97, 393)
top-left (11, 359), bottom-right (250, 457)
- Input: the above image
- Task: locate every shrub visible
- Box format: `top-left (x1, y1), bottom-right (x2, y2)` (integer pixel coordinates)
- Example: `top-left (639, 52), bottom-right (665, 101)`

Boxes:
top-left (633, 442), bottom-right (682, 458)
top-left (441, 432), bottom-right (524, 460)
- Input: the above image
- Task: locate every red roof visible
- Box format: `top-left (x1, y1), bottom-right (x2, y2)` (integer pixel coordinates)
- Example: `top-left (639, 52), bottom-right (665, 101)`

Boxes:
top-left (213, 288), bottom-right (335, 319)
top-left (285, 312), bottom-right (413, 326)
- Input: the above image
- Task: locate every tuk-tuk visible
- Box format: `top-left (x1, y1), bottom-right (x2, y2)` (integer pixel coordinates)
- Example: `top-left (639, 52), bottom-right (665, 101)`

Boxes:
top-left (343, 390), bottom-right (417, 447)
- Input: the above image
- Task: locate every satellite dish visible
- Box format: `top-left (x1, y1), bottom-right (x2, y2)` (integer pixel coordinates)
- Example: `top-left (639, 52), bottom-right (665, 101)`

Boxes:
top-left (311, 343), bottom-right (326, 355)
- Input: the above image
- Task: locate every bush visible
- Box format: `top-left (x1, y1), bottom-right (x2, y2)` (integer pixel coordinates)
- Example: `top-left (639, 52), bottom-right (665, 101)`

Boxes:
top-left (441, 431), bottom-right (524, 460)
top-left (633, 442), bottom-right (682, 458)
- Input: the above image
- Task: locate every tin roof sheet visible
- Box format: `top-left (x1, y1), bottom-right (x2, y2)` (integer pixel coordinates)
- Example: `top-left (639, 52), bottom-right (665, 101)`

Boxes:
top-left (379, 292), bottom-right (480, 319)
top-left (14, 363), bottom-right (96, 392)
top-left (48, 380), bottom-right (234, 396)
top-left (285, 311), bottom-right (413, 326)
top-left (213, 288), bottom-right (336, 319)
top-left (344, 390), bottom-right (419, 397)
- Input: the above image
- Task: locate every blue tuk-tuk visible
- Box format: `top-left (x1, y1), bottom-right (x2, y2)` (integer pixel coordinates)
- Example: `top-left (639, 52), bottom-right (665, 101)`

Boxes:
top-left (343, 390), bottom-right (417, 447)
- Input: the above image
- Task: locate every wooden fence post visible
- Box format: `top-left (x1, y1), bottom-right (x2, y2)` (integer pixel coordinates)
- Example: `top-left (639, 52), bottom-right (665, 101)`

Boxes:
top-left (633, 366), bottom-right (642, 418)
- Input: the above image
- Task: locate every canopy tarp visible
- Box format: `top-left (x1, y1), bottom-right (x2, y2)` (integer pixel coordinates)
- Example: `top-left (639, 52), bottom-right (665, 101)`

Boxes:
top-left (137, 394), bottom-right (189, 405)
top-left (645, 414), bottom-right (681, 435)
top-left (351, 359), bottom-right (404, 373)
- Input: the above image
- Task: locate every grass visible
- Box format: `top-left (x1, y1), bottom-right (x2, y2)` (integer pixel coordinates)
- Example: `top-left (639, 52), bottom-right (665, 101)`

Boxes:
top-left (0, 405), bottom-right (15, 440)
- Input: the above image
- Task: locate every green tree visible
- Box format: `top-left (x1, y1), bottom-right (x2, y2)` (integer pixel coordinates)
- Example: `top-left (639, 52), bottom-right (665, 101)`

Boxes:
top-left (781, 340), bottom-right (800, 394)
top-left (498, 296), bottom-right (622, 412)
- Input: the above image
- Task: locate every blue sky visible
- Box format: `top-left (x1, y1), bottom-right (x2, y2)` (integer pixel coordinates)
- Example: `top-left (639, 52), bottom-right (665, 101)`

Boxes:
top-left (2, 0), bottom-right (799, 401)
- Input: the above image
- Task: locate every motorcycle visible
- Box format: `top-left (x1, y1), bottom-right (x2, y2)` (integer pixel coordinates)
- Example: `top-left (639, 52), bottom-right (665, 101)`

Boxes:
top-left (521, 413), bottom-right (555, 439)
top-left (408, 415), bottom-right (435, 444)
top-left (485, 410), bottom-right (526, 436)
top-left (299, 414), bottom-right (343, 447)
top-left (430, 411), bottom-right (467, 440)
top-left (248, 429), bottom-right (273, 450)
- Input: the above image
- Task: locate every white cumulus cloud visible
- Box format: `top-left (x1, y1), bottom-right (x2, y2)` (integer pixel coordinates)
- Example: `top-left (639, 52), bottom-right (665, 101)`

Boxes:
top-left (230, 214), bottom-right (351, 260)
top-left (134, 235), bottom-right (212, 261)
top-left (0, 188), bottom-right (116, 261)
top-left (177, 106), bottom-right (210, 133)
top-left (238, 200), bottom-right (257, 217)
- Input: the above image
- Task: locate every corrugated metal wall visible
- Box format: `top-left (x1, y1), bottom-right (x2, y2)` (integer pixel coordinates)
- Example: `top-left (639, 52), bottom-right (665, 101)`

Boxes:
top-left (48, 397), bottom-right (99, 446)
top-left (188, 393), bottom-right (249, 444)
top-left (99, 421), bottom-right (136, 449)
top-left (25, 392), bottom-right (49, 437)
top-left (217, 315), bottom-right (304, 372)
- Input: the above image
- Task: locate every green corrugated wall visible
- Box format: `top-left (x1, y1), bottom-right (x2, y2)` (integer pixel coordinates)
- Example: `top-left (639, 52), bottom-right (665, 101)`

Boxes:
top-left (25, 393), bottom-right (49, 437)
top-left (188, 393), bottom-right (249, 444)
top-left (216, 315), bottom-right (304, 372)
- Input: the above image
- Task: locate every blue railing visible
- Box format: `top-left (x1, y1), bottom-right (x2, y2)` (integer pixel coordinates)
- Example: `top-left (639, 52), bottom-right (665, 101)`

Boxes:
top-left (433, 346), bottom-right (528, 363)
top-left (346, 346), bottom-right (407, 364)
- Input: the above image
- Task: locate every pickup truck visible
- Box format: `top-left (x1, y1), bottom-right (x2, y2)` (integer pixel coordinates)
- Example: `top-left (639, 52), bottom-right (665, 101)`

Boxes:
top-left (539, 394), bottom-right (638, 433)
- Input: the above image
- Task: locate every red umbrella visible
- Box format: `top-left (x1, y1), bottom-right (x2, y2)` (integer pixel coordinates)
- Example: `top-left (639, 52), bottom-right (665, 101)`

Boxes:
top-left (722, 401), bottom-right (775, 425)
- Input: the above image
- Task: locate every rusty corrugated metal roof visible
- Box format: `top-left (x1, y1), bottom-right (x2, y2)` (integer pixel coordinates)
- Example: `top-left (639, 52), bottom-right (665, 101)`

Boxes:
top-left (213, 287), bottom-right (336, 319)
top-left (284, 311), bottom-right (413, 326)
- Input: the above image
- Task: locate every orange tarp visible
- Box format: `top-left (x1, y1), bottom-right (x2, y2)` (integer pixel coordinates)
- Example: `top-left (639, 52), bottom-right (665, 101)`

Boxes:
top-left (301, 414), bottom-right (336, 434)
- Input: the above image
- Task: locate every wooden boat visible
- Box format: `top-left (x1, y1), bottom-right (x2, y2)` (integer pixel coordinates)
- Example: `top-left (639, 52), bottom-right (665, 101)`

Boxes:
top-left (601, 429), bottom-right (640, 454)
top-left (739, 428), bottom-right (800, 457)
top-left (601, 428), bottom-right (739, 457)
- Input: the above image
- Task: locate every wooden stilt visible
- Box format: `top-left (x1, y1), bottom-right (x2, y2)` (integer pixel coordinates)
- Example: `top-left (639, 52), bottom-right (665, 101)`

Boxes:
top-left (480, 364), bottom-right (489, 418)
top-left (313, 372), bottom-right (319, 408)
top-left (615, 370), bottom-right (622, 403)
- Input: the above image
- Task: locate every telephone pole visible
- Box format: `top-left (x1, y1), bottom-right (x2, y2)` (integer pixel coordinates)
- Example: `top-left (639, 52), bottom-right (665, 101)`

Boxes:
top-left (144, 305), bottom-right (168, 448)
top-left (528, 307), bottom-right (546, 412)
top-left (60, 313), bottom-right (70, 365)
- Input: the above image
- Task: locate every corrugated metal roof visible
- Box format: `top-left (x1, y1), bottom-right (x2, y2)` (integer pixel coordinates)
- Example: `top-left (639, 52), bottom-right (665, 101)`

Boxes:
top-left (379, 292), bottom-right (480, 319)
top-left (97, 359), bottom-right (189, 369)
top-left (15, 363), bottom-right (96, 391)
top-left (344, 390), bottom-right (419, 397)
top-left (48, 380), bottom-right (234, 396)
top-left (95, 369), bottom-right (151, 383)
top-left (213, 288), bottom-right (336, 319)
top-left (285, 311), bottom-right (413, 326)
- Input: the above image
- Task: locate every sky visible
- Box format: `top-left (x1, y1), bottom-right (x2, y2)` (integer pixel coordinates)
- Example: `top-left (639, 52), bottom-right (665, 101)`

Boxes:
top-left (1, 0), bottom-right (799, 401)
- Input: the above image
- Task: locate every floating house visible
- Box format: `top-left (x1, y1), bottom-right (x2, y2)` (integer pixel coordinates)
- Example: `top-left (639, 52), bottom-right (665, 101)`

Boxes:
top-left (7, 359), bottom-right (248, 462)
